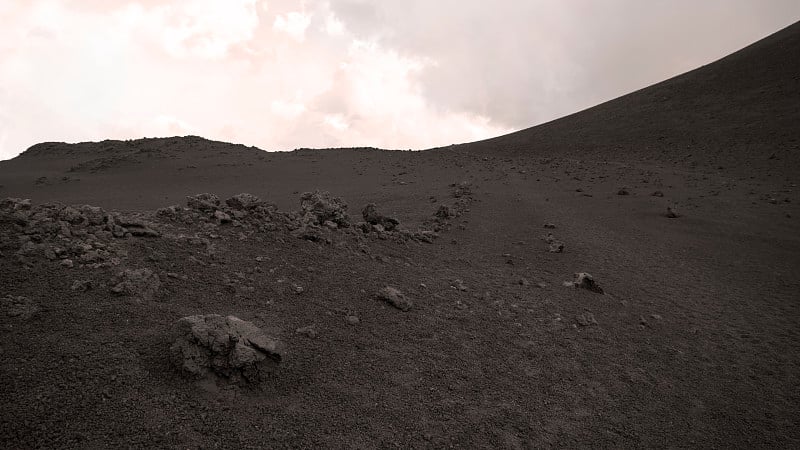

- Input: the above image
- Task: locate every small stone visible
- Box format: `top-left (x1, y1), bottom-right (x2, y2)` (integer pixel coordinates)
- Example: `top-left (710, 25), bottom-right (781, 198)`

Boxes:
top-left (617, 188), bottom-right (630, 196)
top-left (213, 210), bottom-right (232, 224)
top-left (377, 286), bottom-right (413, 311)
top-left (295, 325), bottom-right (318, 339)
top-left (345, 315), bottom-right (360, 325)
top-left (666, 206), bottom-right (680, 218)
top-left (576, 312), bottom-right (598, 327)
top-left (572, 272), bottom-right (604, 294)
top-left (652, 191), bottom-right (664, 197)
top-left (548, 241), bottom-right (565, 253)
top-left (70, 280), bottom-right (93, 292)
top-left (60, 259), bottom-right (74, 268)
top-left (518, 278), bottom-right (530, 286)
top-left (536, 282), bottom-right (547, 289)
top-left (543, 223), bottom-right (556, 229)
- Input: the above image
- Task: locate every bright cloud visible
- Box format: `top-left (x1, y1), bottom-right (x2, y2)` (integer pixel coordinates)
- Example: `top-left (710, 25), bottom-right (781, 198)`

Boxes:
top-left (0, 0), bottom-right (798, 159)
top-left (273, 11), bottom-right (312, 42)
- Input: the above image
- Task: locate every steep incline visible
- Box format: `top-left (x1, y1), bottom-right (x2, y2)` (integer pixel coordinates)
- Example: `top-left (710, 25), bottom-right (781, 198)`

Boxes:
top-left (456, 21), bottom-right (800, 173)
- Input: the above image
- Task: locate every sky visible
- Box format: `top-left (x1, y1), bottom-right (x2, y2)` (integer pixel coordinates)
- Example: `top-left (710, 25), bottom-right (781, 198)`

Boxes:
top-left (0, 1), bottom-right (798, 160)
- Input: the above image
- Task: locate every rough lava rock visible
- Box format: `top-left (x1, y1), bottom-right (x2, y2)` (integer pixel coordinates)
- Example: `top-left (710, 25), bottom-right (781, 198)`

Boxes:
top-left (299, 190), bottom-right (350, 227)
top-left (362, 203), bottom-right (399, 231)
top-left (187, 193), bottom-right (221, 211)
top-left (170, 314), bottom-right (283, 383)
top-left (226, 193), bottom-right (265, 210)
top-left (572, 272), bottom-right (605, 294)
top-left (111, 268), bottom-right (161, 301)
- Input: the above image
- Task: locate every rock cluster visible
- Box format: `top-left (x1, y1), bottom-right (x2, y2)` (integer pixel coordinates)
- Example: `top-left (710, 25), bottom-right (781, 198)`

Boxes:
top-left (159, 193), bottom-right (281, 232)
top-left (299, 190), bottom-right (350, 228)
top-left (0, 197), bottom-right (151, 268)
top-left (170, 314), bottom-right (283, 383)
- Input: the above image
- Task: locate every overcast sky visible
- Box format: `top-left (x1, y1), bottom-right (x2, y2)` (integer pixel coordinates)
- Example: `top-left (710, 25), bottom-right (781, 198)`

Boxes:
top-left (0, 1), bottom-right (798, 160)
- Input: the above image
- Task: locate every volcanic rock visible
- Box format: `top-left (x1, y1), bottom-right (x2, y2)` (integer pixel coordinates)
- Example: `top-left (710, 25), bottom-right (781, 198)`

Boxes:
top-left (0, 295), bottom-right (40, 320)
top-left (299, 190), bottom-right (350, 227)
top-left (571, 272), bottom-right (604, 294)
top-left (110, 268), bottom-right (161, 301)
top-left (362, 203), bottom-right (400, 231)
top-left (170, 314), bottom-right (283, 383)
top-left (226, 193), bottom-right (265, 210)
top-left (187, 193), bottom-right (221, 211)
top-left (377, 286), bottom-right (413, 311)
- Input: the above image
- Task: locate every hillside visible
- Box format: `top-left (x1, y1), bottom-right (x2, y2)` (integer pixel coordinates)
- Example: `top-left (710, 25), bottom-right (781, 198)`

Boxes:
top-left (0, 21), bottom-right (798, 449)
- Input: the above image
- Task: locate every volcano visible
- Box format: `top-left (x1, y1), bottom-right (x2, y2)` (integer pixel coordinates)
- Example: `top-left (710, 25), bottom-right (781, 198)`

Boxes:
top-left (1, 21), bottom-right (798, 449)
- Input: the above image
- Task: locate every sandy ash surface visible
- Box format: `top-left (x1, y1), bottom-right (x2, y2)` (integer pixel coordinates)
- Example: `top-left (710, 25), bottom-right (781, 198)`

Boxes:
top-left (0, 21), bottom-right (799, 449)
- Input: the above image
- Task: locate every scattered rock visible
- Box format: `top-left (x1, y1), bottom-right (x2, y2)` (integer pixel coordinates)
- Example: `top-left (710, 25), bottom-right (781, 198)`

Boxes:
top-left (452, 279), bottom-right (468, 291)
top-left (0, 295), bottom-right (39, 320)
top-left (345, 315), bottom-right (360, 325)
top-left (548, 241), bottom-right (565, 253)
top-left (362, 203), bottom-right (399, 231)
top-left (666, 206), bottom-right (680, 218)
top-left (576, 312), bottom-right (598, 327)
top-left (295, 324), bottom-right (318, 339)
top-left (170, 314), bottom-right (283, 383)
top-left (377, 286), bottom-right (413, 311)
top-left (569, 272), bottom-right (604, 294)
top-left (70, 280), bottom-right (93, 292)
top-left (110, 268), bottom-right (161, 301)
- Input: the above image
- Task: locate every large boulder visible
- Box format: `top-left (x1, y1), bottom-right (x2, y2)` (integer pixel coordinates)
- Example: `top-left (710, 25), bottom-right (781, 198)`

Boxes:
top-left (361, 203), bottom-right (399, 231)
top-left (170, 314), bottom-right (283, 383)
top-left (299, 191), bottom-right (350, 227)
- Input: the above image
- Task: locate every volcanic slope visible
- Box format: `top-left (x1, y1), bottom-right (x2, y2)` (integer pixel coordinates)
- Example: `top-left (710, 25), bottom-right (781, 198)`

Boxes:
top-left (1, 22), bottom-right (799, 449)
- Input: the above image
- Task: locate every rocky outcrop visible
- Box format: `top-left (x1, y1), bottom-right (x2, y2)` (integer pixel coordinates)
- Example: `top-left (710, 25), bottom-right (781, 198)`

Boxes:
top-left (170, 314), bottom-right (283, 383)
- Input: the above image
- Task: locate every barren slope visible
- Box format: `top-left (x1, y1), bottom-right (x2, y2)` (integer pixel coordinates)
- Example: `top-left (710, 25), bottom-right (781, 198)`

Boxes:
top-left (0, 21), bottom-right (798, 449)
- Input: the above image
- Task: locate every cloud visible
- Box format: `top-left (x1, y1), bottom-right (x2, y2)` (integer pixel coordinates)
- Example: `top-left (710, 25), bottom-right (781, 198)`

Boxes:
top-left (273, 11), bottom-right (312, 42)
top-left (0, 0), bottom-right (798, 159)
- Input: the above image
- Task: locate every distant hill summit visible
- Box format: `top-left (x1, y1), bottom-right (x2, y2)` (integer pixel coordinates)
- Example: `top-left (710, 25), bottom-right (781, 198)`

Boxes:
top-left (457, 20), bottom-right (800, 173)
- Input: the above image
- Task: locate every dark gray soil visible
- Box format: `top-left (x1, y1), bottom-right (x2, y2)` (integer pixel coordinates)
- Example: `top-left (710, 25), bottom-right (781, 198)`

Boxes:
top-left (0, 21), bottom-right (798, 449)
